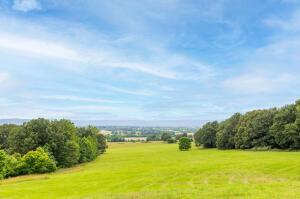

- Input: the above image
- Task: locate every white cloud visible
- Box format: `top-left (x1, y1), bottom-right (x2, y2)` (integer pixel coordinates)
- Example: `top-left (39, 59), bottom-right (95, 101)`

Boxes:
top-left (0, 72), bottom-right (12, 90)
top-left (222, 73), bottom-right (294, 93)
top-left (264, 10), bottom-right (300, 32)
top-left (12, 0), bottom-right (41, 12)
top-left (0, 33), bottom-right (85, 62)
top-left (40, 95), bottom-right (121, 103)
top-left (101, 85), bottom-right (155, 96)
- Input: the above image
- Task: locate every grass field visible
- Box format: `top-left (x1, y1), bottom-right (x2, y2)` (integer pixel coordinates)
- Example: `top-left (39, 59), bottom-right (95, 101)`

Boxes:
top-left (0, 142), bottom-right (300, 199)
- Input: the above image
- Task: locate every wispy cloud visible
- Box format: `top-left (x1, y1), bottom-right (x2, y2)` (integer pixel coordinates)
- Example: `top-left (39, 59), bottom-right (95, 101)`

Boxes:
top-left (264, 10), bottom-right (300, 32)
top-left (40, 95), bottom-right (121, 103)
top-left (12, 0), bottom-right (41, 12)
top-left (101, 85), bottom-right (156, 96)
top-left (222, 73), bottom-right (294, 93)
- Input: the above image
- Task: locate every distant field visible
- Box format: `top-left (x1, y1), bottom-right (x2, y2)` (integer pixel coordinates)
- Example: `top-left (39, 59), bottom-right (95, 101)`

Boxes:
top-left (0, 142), bottom-right (300, 199)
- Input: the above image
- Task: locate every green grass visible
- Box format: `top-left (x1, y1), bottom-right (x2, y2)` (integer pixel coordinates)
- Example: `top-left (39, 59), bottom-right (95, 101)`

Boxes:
top-left (0, 142), bottom-right (300, 199)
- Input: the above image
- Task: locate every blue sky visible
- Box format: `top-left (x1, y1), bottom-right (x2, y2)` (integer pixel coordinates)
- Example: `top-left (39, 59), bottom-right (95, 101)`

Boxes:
top-left (0, 0), bottom-right (300, 121)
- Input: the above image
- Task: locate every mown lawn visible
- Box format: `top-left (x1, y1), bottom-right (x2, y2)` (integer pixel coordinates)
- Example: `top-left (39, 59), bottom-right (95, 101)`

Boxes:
top-left (0, 142), bottom-right (299, 199)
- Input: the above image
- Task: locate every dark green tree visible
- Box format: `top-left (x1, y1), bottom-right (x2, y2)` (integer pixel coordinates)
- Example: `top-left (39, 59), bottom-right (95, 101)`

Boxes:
top-left (194, 121), bottom-right (218, 148)
top-left (269, 105), bottom-right (296, 148)
top-left (216, 113), bottom-right (241, 149)
top-left (161, 132), bottom-right (172, 142)
top-left (0, 124), bottom-right (17, 150)
top-left (8, 126), bottom-right (38, 155)
top-left (47, 119), bottom-right (79, 167)
top-left (60, 141), bottom-right (80, 167)
top-left (235, 109), bottom-right (276, 149)
top-left (79, 137), bottom-right (98, 163)
top-left (179, 137), bottom-right (191, 151)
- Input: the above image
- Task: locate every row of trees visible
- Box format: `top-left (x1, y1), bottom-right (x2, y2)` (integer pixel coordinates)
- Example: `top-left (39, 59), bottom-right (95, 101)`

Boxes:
top-left (194, 100), bottom-right (300, 150)
top-left (0, 119), bottom-right (107, 179)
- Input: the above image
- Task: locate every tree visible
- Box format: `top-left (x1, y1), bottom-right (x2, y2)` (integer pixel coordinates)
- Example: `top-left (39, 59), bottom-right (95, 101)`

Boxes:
top-left (22, 147), bottom-right (56, 174)
top-left (161, 132), bottom-right (172, 142)
top-left (47, 119), bottom-right (79, 167)
top-left (194, 121), bottom-right (218, 148)
top-left (178, 137), bottom-right (191, 151)
top-left (269, 105), bottom-right (296, 149)
top-left (216, 113), bottom-right (241, 149)
top-left (0, 124), bottom-right (17, 150)
top-left (235, 109), bottom-right (276, 149)
top-left (8, 126), bottom-right (38, 155)
top-left (24, 118), bottom-right (51, 147)
top-left (79, 137), bottom-right (98, 163)
top-left (77, 126), bottom-right (98, 138)
top-left (60, 141), bottom-right (80, 167)
top-left (96, 134), bottom-right (107, 154)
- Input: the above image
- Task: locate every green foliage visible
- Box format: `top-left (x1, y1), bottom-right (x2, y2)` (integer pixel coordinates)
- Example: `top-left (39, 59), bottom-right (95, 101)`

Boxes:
top-left (60, 141), bottom-right (80, 168)
top-left (234, 109), bottom-right (276, 149)
top-left (146, 134), bottom-right (160, 141)
top-left (22, 147), bottom-right (56, 174)
top-left (178, 137), bottom-right (191, 151)
top-left (8, 126), bottom-right (38, 155)
top-left (79, 137), bottom-right (98, 163)
top-left (216, 113), bottom-right (241, 149)
top-left (161, 132), bottom-right (172, 142)
top-left (0, 150), bottom-right (6, 179)
top-left (4, 153), bottom-right (23, 177)
top-left (0, 124), bottom-right (16, 150)
top-left (167, 137), bottom-right (176, 144)
top-left (175, 133), bottom-right (187, 141)
top-left (96, 134), bottom-right (107, 154)
top-left (269, 105), bottom-right (296, 149)
top-left (0, 118), bottom-right (105, 178)
top-left (194, 121), bottom-right (218, 148)
top-left (47, 119), bottom-right (78, 167)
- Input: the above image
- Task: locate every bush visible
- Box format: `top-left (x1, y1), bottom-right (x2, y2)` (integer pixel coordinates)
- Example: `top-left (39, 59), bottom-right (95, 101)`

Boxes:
top-left (4, 153), bottom-right (23, 177)
top-left (167, 138), bottom-right (176, 143)
top-left (22, 147), bottom-right (56, 174)
top-left (179, 137), bottom-right (191, 151)
top-left (0, 150), bottom-right (7, 179)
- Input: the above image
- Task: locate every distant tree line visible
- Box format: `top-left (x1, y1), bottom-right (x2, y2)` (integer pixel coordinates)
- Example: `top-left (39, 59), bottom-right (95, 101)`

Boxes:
top-left (0, 119), bottom-right (107, 179)
top-left (194, 100), bottom-right (300, 150)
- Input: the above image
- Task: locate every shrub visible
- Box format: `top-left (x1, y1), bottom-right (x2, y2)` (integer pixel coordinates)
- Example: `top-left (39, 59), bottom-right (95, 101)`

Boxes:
top-left (179, 137), bottom-right (191, 151)
top-left (167, 138), bottom-right (176, 144)
top-left (0, 150), bottom-right (7, 179)
top-left (22, 147), bottom-right (56, 174)
top-left (4, 153), bottom-right (24, 177)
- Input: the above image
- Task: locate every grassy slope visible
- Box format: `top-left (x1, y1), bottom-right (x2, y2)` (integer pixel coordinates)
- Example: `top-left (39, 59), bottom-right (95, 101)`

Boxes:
top-left (0, 142), bottom-right (300, 199)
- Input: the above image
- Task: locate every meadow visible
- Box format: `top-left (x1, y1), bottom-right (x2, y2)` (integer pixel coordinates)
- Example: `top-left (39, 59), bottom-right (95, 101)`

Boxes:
top-left (0, 142), bottom-right (299, 199)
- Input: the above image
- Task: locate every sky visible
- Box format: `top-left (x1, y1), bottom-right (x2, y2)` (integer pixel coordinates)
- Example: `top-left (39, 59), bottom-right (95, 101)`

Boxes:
top-left (0, 0), bottom-right (300, 121)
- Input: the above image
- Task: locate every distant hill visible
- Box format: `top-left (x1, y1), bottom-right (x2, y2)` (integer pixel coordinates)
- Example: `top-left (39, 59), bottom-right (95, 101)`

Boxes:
top-left (0, 119), bottom-right (206, 127)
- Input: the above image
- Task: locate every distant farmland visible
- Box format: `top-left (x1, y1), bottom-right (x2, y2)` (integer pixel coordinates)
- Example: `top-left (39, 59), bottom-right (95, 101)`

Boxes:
top-left (0, 142), bottom-right (299, 199)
